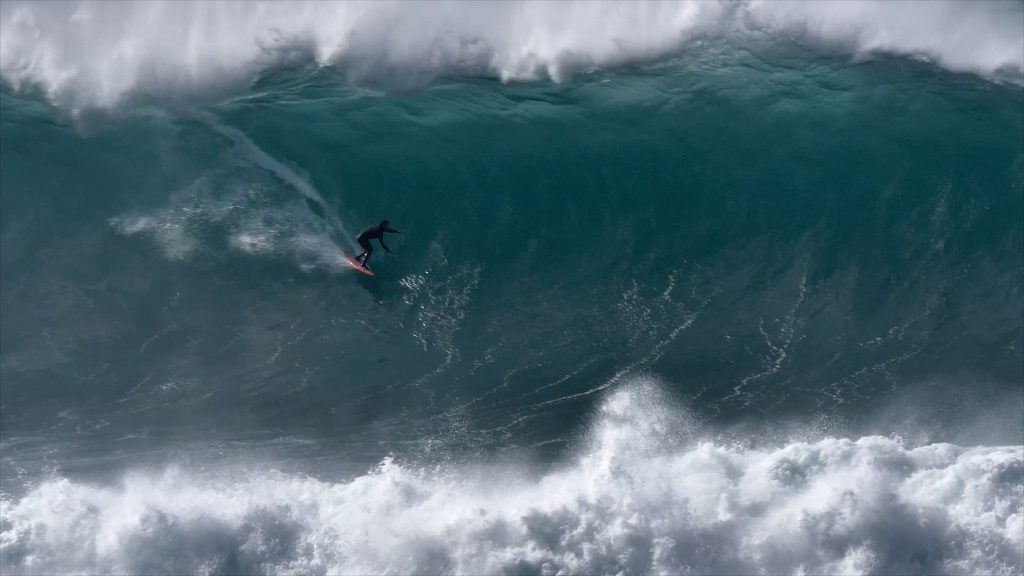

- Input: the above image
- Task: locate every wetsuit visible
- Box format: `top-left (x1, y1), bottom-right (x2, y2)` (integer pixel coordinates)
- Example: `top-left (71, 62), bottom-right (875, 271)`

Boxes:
top-left (355, 222), bottom-right (401, 267)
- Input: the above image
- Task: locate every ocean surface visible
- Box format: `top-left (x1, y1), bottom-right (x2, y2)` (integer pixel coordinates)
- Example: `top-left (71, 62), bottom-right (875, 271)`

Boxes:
top-left (1, 2), bottom-right (1022, 574)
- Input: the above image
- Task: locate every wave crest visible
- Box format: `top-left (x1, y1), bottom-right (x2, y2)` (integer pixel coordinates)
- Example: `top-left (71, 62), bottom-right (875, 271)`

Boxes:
top-left (2, 1), bottom-right (1021, 113)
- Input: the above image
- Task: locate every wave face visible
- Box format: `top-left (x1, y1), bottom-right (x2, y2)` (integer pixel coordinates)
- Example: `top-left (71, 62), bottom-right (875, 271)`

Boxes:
top-left (1, 2), bottom-right (1023, 575)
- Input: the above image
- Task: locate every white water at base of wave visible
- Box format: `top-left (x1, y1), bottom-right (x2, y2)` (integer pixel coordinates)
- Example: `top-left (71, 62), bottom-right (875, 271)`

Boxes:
top-left (1, 1), bottom-right (1021, 113)
top-left (2, 379), bottom-right (1021, 576)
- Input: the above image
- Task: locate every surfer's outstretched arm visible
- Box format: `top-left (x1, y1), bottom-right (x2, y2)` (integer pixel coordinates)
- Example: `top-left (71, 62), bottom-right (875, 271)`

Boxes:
top-left (380, 227), bottom-right (399, 251)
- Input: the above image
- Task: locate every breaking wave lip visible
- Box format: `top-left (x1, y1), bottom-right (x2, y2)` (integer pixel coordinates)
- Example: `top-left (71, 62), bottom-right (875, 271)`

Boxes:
top-left (2, 379), bottom-right (1021, 576)
top-left (1, 0), bottom-right (1021, 114)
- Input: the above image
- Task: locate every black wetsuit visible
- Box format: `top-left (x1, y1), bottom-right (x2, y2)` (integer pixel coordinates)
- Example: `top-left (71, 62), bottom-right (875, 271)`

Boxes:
top-left (355, 223), bottom-right (401, 266)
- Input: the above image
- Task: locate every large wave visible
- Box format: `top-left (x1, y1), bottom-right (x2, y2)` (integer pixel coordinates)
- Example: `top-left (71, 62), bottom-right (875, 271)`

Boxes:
top-left (2, 1), bottom-right (1022, 113)
top-left (1, 5), bottom-right (1021, 574)
top-left (1, 39), bottom-right (1020, 451)
top-left (2, 381), bottom-right (1021, 575)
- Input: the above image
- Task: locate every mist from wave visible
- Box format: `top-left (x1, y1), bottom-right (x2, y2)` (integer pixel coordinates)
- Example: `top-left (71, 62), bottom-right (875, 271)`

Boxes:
top-left (1, 1), bottom-right (1022, 114)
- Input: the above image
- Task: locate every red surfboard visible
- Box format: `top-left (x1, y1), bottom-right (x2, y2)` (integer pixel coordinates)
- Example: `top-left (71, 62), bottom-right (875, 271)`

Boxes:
top-left (343, 252), bottom-right (375, 276)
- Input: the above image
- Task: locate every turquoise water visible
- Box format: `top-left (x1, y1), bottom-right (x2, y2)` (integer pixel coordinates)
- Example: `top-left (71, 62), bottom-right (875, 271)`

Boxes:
top-left (1, 12), bottom-right (1022, 575)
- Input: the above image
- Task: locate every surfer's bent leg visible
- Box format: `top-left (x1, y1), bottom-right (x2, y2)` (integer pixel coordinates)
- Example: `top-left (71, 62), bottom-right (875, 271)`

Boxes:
top-left (357, 238), bottom-right (373, 265)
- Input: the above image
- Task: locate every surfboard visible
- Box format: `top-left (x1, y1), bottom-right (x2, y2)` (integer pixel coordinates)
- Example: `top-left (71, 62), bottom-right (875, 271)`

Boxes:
top-left (343, 252), bottom-right (375, 276)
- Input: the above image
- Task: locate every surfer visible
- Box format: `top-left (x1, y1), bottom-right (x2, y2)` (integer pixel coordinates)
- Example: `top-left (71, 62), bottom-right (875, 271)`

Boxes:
top-left (355, 219), bottom-right (401, 268)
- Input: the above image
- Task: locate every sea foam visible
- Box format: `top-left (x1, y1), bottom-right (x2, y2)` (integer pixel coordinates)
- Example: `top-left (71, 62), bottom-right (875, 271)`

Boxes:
top-left (1, 1), bottom-right (1021, 113)
top-left (3, 380), bottom-right (1021, 575)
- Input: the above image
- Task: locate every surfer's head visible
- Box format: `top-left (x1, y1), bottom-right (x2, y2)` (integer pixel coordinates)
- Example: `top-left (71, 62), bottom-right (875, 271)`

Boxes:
top-left (380, 219), bottom-right (390, 227)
